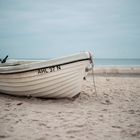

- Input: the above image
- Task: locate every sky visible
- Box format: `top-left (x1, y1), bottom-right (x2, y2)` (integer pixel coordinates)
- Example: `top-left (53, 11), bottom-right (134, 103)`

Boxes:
top-left (0, 0), bottom-right (140, 59)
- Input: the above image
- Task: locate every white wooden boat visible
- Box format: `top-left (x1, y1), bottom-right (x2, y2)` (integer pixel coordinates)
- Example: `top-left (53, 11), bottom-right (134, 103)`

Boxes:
top-left (0, 52), bottom-right (92, 98)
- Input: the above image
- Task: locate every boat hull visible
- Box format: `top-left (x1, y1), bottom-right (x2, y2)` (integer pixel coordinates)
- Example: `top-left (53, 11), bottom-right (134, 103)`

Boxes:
top-left (0, 53), bottom-right (91, 98)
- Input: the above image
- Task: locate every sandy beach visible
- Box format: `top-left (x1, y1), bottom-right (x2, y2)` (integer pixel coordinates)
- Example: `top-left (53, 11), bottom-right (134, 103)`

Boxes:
top-left (0, 68), bottom-right (140, 140)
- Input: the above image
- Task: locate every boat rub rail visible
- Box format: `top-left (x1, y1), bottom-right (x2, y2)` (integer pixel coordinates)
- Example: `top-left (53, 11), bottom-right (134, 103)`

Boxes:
top-left (0, 58), bottom-right (91, 75)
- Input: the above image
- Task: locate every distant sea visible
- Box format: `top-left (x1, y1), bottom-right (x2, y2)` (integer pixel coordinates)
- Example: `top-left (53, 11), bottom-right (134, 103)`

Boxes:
top-left (94, 58), bottom-right (140, 67)
top-left (15, 57), bottom-right (140, 67)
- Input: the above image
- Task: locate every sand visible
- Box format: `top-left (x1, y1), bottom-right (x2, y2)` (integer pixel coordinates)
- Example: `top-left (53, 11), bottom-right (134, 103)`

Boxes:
top-left (0, 71), bottom-right (140, 140)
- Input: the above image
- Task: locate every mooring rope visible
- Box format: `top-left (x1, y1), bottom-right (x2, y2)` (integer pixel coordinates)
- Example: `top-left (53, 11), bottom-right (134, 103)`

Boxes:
top-left (89, 52), bottom-right (97, 96)
top-left (91, 63), bottom-right (97, 96)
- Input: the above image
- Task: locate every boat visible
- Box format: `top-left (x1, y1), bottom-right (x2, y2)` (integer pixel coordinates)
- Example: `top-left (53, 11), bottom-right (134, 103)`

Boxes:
top-left (0, 52), bottom-right (93, 98)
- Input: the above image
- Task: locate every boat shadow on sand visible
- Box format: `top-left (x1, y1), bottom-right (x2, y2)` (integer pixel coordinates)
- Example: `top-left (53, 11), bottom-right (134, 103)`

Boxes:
top-left (0, 92), bottom-right (82, 105)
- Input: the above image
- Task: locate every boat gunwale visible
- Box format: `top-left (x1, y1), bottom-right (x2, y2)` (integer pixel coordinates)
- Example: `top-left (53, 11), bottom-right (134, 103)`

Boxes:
top-left (0, 58), bottom-right (91, 74)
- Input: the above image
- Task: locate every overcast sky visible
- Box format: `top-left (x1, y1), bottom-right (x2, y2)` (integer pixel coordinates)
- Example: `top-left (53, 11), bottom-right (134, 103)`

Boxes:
top-left (0, 0), bottom-right (140, 59)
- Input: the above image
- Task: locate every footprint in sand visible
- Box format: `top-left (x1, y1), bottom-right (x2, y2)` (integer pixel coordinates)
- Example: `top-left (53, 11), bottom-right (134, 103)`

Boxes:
top-left (0, 134), bottom-right (9, 139)
top-left (130, 130), bottom-right (140, 137)
top-left (112, 125), bottom-right (121, 129)
top-left (7, 126), bottom-right (14, 132)
top-left (128, 109), bottom-right (135, 114)
top-left (36, 137), bottom-right (46, 140)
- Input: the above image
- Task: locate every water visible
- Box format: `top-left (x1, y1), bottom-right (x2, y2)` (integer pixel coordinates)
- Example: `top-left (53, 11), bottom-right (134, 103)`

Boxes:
top-left (94, 58), bottom-right (140, 67)
top-left (8, 57), bottom-right (140, 67)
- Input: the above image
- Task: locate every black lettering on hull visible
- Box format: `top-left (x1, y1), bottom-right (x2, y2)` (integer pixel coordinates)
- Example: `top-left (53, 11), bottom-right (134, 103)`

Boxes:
top-left (38, 65), bottom-right (61, 74)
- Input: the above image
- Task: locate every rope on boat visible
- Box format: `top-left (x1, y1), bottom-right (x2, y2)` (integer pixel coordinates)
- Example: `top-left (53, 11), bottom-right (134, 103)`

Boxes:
top-left (89, 52), bottom-right (97, 96)
top-left (91, 63), bottom-right (97, 96)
